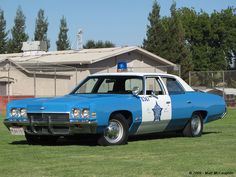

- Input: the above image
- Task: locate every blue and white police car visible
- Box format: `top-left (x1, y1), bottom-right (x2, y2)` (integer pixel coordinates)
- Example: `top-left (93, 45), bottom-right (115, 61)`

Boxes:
top-left (4, 73), bottom-right (227, 146)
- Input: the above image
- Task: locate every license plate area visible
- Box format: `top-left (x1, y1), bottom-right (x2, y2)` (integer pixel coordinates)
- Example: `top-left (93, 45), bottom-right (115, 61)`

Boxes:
top-left (10, 127), bottom-right (25, 135)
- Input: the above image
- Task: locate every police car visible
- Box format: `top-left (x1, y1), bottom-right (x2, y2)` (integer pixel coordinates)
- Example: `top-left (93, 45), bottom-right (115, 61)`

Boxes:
top-left (3, 73), bottom-right (227, 146)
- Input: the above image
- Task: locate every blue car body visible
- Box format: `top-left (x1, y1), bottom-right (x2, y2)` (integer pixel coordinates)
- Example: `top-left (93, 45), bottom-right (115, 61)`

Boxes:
top-left (3, 73), bottom-right (227, 145)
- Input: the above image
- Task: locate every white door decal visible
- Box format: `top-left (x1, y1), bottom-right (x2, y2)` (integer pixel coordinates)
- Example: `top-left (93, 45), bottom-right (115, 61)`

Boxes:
top-left (136, 76), bottom-right (172, 134)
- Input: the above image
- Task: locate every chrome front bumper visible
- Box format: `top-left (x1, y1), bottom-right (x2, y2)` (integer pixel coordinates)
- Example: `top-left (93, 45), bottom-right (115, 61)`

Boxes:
top-left (3, 119), bottom-right (97, 135)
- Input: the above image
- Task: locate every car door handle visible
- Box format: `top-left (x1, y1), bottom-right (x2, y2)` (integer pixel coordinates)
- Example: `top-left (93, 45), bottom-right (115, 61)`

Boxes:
top-left (166, 101), bottom-right (171, 104)
top-left (187, 101), bottom-right (192, 104)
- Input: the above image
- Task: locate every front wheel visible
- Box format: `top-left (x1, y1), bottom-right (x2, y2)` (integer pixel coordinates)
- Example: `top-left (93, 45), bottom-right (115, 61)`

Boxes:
top-left (98, 114), bottom-right (129, 146)
top-left (183, 113), bottom-right (203, 137)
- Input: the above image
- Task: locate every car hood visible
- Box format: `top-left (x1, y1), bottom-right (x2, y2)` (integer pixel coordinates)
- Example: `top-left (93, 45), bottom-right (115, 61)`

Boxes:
top-left (8, 94), bottom-right (134, 112)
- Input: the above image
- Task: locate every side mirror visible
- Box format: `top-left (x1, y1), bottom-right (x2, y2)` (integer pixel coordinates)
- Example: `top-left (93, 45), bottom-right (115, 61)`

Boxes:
top-left (151, 90), bottom-right (159, 99)
top-left (151, 90), bottom-right (155, 96)
top-left (132, 87), bottom-right (140, 96)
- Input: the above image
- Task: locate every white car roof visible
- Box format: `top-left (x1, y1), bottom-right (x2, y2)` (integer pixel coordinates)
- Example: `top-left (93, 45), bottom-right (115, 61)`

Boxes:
top-left (91, 72), bottom-right (175, 77)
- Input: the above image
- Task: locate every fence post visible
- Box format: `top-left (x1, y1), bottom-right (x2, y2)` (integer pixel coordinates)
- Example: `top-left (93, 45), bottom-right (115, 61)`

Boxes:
top-left (34, 71), bottom-right (36, 97)
top-left (189, 71), bottom-right (191, 86)
top-left (75, 68), bottom-right (78, 86)
top-left (178, 65), bottom-right (181, 77)
top-left (222, 71), bottom-right (225, 99)
top-left (7, 64), bottom-right (10, 102)
top-left (54, 68), bottom-right (57, 96)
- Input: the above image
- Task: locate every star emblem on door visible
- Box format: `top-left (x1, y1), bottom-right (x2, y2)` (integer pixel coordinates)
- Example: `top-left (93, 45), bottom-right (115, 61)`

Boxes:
top-left (152, 102), bottom-right (162, 122)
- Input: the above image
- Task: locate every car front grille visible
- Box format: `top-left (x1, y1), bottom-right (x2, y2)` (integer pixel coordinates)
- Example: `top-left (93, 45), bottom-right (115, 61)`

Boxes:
top-left (26, 113), bottom-right (70, 135)
top-left (27, 113), bottom-right (69, 123)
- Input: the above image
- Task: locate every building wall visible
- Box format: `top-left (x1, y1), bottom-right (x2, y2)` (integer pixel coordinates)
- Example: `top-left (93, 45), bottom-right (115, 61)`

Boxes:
top-left (10, 69), bottom-right (35, 96)
top-left (0, 65), bottom-right (72, 97)
top-left (35, 75), bottom-right (71, 96)
top-left (87, 51), bottom-right (166, 73)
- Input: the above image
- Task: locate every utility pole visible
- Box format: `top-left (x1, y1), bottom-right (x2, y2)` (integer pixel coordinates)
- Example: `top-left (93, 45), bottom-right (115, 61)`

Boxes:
top-left (76, 29), bottom-right (83, 50)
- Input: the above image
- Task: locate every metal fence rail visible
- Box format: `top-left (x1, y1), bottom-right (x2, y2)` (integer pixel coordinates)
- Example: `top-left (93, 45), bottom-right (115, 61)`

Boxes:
top-left (189, 70), bottom-right (236, 107)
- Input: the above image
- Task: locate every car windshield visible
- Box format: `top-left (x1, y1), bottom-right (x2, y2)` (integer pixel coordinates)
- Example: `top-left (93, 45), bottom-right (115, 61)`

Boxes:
top-left (71, 76), bottom-right (143, 94)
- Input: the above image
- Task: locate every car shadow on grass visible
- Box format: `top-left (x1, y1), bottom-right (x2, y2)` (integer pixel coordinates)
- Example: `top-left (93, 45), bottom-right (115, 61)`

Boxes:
top-left (128, 131), bottom-right (222, 142)
top-left (9, 131), bottom-right (221, 146)
top-left (202, 131), bottom-right (222, 135)
top-left (10, 135), bottom-right (99, 146)
top-left (128, 132), bottom-right (183, 142)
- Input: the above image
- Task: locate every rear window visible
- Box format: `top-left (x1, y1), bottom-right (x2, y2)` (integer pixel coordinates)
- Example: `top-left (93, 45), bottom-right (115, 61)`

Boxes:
top-left (161, 77), bottom-right (185, 95)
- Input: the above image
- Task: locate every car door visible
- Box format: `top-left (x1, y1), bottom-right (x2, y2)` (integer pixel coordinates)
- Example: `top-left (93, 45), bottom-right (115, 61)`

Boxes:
top-left (136, 76), bottom-right (172, 134)
top-left (160, 76), bottom-right (193, 131)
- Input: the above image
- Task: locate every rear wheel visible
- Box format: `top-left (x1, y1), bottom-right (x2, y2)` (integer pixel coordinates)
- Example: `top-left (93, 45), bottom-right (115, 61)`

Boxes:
top-left (98, 114), bottom-right (129, 146)
top-left (183, 113), bottom-right (203, 137)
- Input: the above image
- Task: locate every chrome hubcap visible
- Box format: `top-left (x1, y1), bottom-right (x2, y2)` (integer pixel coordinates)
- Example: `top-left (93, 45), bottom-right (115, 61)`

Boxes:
top-left (191, 115), bottom-right (201, 136)
top-left (104, 119), bottom-right (123, 144)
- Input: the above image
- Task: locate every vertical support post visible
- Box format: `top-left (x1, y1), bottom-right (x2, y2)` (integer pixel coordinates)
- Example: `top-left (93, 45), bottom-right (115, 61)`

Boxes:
top-left (107, 67), bottom-right (109, 73)
top-left (189, 71), bottom-right (191, 86)
top-left (34, 71), bottom-right (36, 97)
top-left (7, 64), bottom-right (10, 102)
top-left (178, 65), bottom-right (181, 77)
top-left (211, 72), bottom-right (214, 88)
top-left (222, 71), bottom-right (225, 99)
top-left (54, 68), bottom-right (57, 96)
top-left (75, 68), bottom-right (78, 86)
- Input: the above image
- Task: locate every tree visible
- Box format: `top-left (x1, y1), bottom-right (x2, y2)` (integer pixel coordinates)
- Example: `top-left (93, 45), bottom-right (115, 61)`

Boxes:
top-left (7, 7), bottom-right (28, 53)
top-left (34, 9), bottom-right (50, 50)
top-left (217, 8), bottom-right (236, 70)
top-left (56, 16), bottom-right (70, 50)
top-left (83, 40), bottom-right (96, 49)
top-left (104, 41), bottom-right (115, 47)
top-left (83, 40), bottom-right (115, 49)
top-left (143, 0), bottom-right (166, 56)
top-left (0, 9), bottom-right (8, 54)
top-left (178, 8), bottom-right (233, 71)
top-left (144, 2), bottom-right (236, 74)
top-left (143, 1), bottom-right (193, 80)
top-left (167, 2), bottom-right (193, 80)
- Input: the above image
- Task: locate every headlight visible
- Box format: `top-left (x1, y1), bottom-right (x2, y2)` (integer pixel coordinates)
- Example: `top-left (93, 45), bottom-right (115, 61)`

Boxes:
top-left (20, 108), bottom-right (27, 118)
top-left (82, 108), bottom-right (90, 118)
top-left (72, 108), bottom-right (80, 118)
top-left (10, 108), bottom-right (19, 117)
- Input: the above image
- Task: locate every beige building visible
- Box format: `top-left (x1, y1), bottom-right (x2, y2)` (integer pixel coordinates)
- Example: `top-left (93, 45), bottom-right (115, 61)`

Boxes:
top-left (0, 46), bottom-right (176, 97)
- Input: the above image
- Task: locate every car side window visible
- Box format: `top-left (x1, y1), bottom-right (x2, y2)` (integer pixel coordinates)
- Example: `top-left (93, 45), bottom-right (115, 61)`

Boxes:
top-left (161, 77), bottom-right (185, 95)
top-left (145, 77), bottom-right (164, 95)
top-left (125, 78), bottom-right (143, 93)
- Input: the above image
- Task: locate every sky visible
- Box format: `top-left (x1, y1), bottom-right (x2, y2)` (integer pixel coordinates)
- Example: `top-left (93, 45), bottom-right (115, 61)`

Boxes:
top-left (1, 0), bottom-right (236, 51)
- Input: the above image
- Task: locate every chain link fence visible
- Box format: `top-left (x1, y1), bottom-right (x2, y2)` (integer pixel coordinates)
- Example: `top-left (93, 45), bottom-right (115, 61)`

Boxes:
top-left (189, 70), bottom-right (236, 108)
top-left (0, 62), bottom-right (180, 115)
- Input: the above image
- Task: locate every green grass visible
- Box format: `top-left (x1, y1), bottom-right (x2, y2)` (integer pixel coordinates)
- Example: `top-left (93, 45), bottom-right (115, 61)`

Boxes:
top-left (0, 110), bottom-right (236, 177)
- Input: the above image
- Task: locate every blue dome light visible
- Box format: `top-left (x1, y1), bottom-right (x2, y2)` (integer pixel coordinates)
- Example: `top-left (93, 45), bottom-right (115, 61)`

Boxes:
top-left (117, 62), bottom-right (127, 72)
